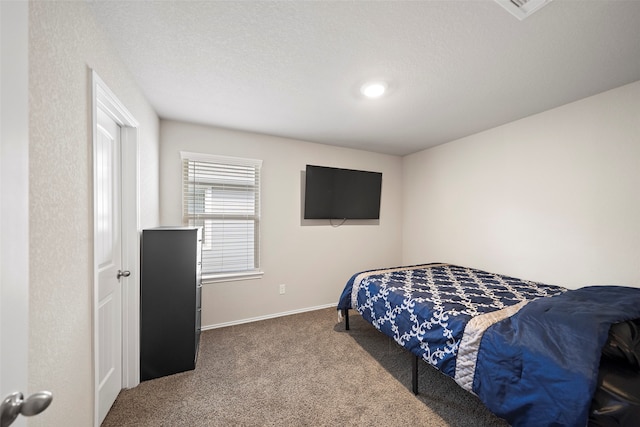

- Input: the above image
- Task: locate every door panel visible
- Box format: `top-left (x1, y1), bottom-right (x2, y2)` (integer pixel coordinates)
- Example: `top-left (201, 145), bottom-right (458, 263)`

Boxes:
top-left (96, 109), bottom-right (122, 425)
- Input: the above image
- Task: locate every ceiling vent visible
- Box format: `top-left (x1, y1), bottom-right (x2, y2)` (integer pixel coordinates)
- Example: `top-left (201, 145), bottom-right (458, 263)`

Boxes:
top-left (495, 0), bottom-right (553, 20)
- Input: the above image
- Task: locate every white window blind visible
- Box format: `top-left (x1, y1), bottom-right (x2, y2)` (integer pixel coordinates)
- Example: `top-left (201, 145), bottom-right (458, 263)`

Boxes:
top-left (181, 152), bottom-right (262, 280)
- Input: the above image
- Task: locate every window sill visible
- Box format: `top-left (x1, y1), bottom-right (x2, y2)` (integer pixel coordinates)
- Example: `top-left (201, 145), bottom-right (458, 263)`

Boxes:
top-left (202, 270), bottom-right (264, 284)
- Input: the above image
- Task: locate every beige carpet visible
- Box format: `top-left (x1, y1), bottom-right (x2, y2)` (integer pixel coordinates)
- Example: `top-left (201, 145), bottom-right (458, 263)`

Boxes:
top-left (102, 308), bottom-right (509, 426)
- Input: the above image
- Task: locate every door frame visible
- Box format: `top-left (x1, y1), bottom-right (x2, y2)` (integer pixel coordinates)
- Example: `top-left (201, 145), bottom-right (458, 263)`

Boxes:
top-left (91, 71), bottom-right (140, 426)
top-left (0, 2), bottom-right (29, 424)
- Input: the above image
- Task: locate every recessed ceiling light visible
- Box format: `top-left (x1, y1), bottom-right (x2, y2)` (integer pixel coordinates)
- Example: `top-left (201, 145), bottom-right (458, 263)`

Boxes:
top-left (360, 81), bottom-right (388, 99)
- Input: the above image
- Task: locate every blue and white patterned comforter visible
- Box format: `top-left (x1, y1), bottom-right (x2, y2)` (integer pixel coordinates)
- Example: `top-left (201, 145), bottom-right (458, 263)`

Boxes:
top-left (337, 263), bottom-right (566, 377)
top-left (337, 263), bottom-right (640, 426)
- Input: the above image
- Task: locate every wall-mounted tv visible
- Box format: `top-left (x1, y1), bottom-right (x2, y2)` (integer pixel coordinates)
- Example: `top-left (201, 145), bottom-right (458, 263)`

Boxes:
top-left (303, 165), bottom-right (382, 220)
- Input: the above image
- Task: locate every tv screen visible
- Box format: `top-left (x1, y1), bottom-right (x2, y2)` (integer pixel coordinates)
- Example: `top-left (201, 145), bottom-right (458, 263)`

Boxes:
top-left (304, 165), bottom-right (382, 220)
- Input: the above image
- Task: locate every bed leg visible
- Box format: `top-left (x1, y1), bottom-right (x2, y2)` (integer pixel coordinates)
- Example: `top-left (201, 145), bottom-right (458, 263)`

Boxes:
top-left (412, 354), bottom-right (419, 395)
top-left (343, 309), bottom-right (350, 330)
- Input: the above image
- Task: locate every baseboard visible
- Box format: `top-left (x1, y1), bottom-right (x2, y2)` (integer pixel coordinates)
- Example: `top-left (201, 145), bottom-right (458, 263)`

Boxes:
top-left (201, 303), bottom-right (337, 331)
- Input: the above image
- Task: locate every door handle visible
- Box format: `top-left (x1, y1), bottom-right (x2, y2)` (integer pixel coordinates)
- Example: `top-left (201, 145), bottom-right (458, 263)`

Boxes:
top-left (117, 270), bottom-right (131, 280)
top-left (1, 391), bottom-right (52, 427)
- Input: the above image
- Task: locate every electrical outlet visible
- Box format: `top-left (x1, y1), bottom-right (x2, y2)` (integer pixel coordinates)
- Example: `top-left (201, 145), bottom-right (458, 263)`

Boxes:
top-left (279, 284), bottom-right (286, 294)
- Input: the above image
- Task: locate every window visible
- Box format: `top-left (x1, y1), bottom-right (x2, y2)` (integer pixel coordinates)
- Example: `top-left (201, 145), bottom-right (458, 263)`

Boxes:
top-left (181, 152), bottom-right (263, 282)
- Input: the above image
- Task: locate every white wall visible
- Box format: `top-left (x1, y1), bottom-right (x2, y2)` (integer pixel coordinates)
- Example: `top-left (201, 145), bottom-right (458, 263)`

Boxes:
top-left (29, 2), bottom-right (159, 425)
top-left (160, 120), bottom-right (403, 327)
top-left (403, 80), bottom-right (640, 289)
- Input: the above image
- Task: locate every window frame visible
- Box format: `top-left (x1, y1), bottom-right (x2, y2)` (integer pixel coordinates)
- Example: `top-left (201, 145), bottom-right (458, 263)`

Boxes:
top-left (181, 151), bottom-right (263, 283)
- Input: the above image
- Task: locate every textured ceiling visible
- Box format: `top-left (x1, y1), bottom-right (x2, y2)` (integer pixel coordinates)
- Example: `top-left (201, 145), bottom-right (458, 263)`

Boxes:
top-left (88, 1), bottom-right (640, 156)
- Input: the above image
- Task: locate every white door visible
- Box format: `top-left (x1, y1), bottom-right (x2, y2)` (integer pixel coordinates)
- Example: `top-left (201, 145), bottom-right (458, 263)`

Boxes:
top-left (2, 2), bottom-right (51, 426)
top-left (95, 108), bottom-right (123, 425)
top-left (0, 0), bottom-right (28, 405)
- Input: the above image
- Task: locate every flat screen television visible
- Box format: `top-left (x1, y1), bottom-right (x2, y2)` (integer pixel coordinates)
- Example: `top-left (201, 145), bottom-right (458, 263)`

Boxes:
top-left (303, 165), bottom-right (382, 220)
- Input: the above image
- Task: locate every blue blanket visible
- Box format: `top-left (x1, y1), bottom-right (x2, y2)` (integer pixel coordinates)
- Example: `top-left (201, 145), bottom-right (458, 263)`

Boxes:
top-left (473, 286), bottom-right (640, 427)
top-left (338, 264), bottom-right (640, 426)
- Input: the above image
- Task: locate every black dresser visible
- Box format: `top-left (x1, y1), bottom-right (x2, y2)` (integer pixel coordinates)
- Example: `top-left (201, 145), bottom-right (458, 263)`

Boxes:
top-left (140, 227), bottom-right (202, 381)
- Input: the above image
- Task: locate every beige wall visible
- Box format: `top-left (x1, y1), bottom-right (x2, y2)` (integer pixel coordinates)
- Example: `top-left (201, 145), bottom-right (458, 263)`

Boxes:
top-left (160, 120), bottom-right (403, 327)
top-left (403, 80), bottom-right (640, 289)
top-left (29, 2), bottom-right (159, 426)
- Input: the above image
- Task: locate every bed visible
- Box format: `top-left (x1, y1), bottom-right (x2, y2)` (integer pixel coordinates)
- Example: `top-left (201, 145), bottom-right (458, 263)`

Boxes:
top-left (337, 263), bottom-right (640, 427)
